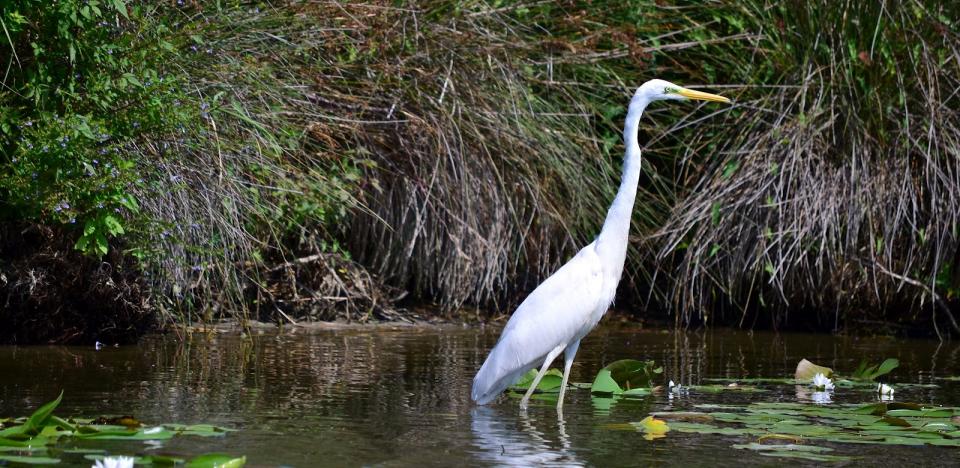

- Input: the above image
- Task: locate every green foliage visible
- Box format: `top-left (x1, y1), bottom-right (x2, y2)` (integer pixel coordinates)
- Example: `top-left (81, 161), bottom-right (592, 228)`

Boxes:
top-left (591, 359), bottom-right (662, 395)
top-left (852, 358), bottom-right (900, 382)
top-left (0, 0), bottom-right (189, 256)
top-left (510, 368), bottom-right (564, 392)
top-left (0, 392), bottom-right (243, 465)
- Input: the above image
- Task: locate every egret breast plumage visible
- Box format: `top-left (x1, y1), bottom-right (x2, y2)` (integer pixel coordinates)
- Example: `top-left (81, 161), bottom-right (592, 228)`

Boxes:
top-left (471, 79), bottom-right (730, 410)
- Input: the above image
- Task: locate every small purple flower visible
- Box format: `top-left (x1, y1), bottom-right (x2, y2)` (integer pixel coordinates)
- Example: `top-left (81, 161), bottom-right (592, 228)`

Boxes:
top-left (93, 159), bottom-right (99, 165)
top-left (190, 45), bottom-right (198, 52)
top-left (69, 218), bottom-right (76, 224)
top-left (23, 121), bottom-right (32, 127)
top-left (191, 265), bottom-right (202, 272)
top-left (97, 202), bottom-right (104, 209)
top-left (99, 148), bottom-right (108, 155)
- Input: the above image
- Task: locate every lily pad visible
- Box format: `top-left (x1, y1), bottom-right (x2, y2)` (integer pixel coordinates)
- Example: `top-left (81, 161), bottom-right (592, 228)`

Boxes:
top-left (0, 454), bottom-right (61, 464)
top-left (732, 442), bottom-right (833, 453)
top-left (186, 453), bottom-right (247, 468)
top-left (650, 412), bottom-right (715, 423)
top-left (591, 360), bottom-right (661, 395)
top-left (510, 368), bottom-right (563, 392)
top-left (632, 416), bottom-right (670, 440)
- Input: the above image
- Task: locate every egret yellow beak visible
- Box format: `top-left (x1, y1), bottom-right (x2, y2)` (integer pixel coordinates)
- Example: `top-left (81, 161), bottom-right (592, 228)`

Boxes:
top-left (676, 88), bottom-right (730, 103)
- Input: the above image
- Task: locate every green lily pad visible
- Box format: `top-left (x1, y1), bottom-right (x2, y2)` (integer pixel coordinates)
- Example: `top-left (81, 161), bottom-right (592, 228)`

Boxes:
top-left (732, 443), bottom-right (833, 453)
top-left (650, 412), bottom-right (715, 423)
top-left (510, 368), bottom-right (563, 392)
top-left (759, 451), bottom-right (856, 462)
top-left (186, 453), bottom-right (247, 468)
top-left (0, 454), bottom-right (61, 464)
top-left (590, 360), bottom-right (661, 395)
top-left (886, 408), bottom-right (954, 418)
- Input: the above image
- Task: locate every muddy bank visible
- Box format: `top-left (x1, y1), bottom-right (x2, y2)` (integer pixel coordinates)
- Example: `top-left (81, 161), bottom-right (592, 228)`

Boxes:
top-left (0, 223), bottom-right (153, 344)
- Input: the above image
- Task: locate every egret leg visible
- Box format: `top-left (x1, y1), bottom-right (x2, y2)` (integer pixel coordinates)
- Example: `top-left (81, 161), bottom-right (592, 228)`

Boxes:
top-left (520, 347), bottom-right (564, 409)
top-left (556, 339), bottom-right (581, 412)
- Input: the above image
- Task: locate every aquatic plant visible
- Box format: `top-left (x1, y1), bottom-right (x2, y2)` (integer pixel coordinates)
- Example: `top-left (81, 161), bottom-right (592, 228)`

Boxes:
top-left (811, 373), bottom-right (834, 392)
top-left (0, 392), bottom-right (245, 466)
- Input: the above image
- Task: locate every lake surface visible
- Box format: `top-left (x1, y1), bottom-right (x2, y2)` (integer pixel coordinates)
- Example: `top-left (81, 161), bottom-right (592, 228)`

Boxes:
top-left (2, 324), bottom-right (960, 466)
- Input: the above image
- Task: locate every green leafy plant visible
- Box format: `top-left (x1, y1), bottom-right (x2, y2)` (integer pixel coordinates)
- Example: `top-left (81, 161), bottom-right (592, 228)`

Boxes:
top-left (852, 358), bottom-right (900, 382)
top-left (510, 368), bottom-right (564, 392)
top-left (591, 359), bottom-right (662, 395)
top-left (0, 392), bottom-right (244, 465)
top-left (0, 0), bottom-right (190, 256)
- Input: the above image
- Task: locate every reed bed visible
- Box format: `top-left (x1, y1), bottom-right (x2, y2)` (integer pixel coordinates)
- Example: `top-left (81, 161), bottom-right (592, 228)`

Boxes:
top-left (6, 0), bottom-right (957, 339)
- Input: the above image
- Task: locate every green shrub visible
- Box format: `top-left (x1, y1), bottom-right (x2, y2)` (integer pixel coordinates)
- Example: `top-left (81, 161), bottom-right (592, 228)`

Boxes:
top-left (0, 0), bottom-right (190, 256)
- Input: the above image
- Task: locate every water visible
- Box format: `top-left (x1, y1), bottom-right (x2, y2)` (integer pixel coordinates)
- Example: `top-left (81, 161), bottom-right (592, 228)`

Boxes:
top-left (2, 324), bottom-right (960, 466)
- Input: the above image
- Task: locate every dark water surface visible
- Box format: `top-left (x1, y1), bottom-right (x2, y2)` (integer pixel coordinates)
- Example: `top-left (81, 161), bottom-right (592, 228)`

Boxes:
top-left (2, 324), bottom-right (960, 466)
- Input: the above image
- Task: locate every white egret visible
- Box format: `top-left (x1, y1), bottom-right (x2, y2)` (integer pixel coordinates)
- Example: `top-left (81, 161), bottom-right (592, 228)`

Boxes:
top-left (471, 79), bottom-right (730, 409)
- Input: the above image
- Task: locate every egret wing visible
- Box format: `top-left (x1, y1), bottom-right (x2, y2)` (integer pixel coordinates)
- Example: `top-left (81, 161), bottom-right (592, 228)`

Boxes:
top-left (471, 245), bottom-right (604, 404)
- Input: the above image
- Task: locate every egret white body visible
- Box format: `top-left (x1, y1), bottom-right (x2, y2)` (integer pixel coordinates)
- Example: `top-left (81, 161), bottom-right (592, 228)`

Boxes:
top-left (471, 79), bottom-right (730, 409)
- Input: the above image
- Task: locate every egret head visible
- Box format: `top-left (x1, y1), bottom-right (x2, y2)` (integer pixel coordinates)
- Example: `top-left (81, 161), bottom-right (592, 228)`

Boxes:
top-left (637, 79), bottom-right (730, 103)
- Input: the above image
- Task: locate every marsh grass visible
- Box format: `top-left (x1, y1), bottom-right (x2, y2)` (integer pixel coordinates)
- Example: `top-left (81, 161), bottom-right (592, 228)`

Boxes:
top-left (6, 0), bottom-right (956, 337)
top-left (138, 1), bottom-right (960, 334)
top-left (643, 1), bottom-right (960, 335)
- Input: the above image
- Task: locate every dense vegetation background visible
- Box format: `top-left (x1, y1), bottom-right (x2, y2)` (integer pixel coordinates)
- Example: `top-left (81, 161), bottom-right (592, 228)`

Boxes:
top-left (1, 0), bottom-right (957, 343)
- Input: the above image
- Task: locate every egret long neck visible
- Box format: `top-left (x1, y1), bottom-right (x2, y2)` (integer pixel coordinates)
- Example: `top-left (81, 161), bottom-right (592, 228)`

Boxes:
top-left (594, 93), bottom-right (648, 282)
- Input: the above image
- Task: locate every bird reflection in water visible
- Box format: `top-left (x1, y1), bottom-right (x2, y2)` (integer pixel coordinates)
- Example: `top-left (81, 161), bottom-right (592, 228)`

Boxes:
top-left (470, 406), bottom-right (584, 467)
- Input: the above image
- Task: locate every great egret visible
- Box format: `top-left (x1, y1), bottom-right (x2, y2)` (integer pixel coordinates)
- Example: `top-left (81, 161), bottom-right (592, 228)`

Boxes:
top-left (471, 79), bottom-right (730, 409)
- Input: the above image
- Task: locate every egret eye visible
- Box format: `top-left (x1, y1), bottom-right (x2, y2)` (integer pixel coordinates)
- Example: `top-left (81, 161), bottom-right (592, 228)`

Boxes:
top-left (663, 86), bottom-right (678, 94)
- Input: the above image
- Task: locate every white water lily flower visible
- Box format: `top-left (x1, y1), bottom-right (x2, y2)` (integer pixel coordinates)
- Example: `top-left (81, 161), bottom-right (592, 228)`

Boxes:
top-left (92, 456), bottom-right (135, 468)
top-left (143, 426), bottom-right (164, 435)
top-left (811, 372), bottom-right (834, 391)
top-left (877, 383), bottom-right (895, 396)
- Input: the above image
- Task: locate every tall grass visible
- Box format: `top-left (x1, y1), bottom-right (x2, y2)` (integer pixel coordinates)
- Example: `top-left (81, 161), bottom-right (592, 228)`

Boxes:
top-left (5, 0), bottom-right (958, 338)
top-left (642, 1), bottom-right (960, 335)
top-left (130, 0), bottom-right (960, 333)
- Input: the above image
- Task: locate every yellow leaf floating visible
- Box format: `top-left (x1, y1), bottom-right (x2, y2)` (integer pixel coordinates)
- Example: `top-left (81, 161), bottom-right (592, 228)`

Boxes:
top-left (637, 415), bottom-right (670, 440)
